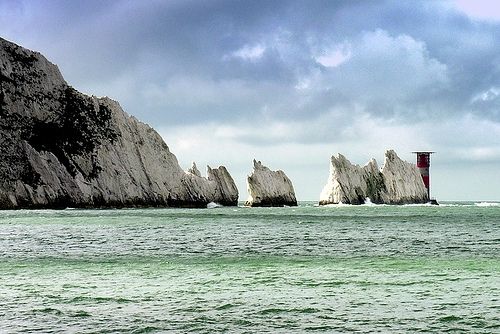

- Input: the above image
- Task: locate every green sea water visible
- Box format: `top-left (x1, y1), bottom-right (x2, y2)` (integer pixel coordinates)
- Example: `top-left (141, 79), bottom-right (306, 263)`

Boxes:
top-left (0, 202), bottom-right (499, 333)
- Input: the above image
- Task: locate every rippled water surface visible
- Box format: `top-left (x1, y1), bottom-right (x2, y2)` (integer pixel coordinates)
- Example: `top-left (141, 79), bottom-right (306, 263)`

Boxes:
top-left (1, 202), bottom-right (499, 333)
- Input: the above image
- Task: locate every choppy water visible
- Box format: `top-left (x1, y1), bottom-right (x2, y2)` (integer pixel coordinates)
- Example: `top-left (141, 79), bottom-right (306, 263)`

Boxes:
top-left (0, 202), bottom-right (499, 333)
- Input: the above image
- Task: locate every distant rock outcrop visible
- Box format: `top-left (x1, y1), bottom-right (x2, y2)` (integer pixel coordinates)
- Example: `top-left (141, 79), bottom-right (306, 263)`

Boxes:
top-left (245, 160), bottom-right (297, 207)
top-left (319, 150), bottom-right (428, 205)
top-left (187, 162), bottom-right (202, 177)
top-left (0, 37), bottom-right (238, 208)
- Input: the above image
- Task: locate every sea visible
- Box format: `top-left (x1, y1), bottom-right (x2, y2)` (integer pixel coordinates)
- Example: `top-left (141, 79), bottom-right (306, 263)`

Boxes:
top-left (0, 201), bottom-right (498, 333)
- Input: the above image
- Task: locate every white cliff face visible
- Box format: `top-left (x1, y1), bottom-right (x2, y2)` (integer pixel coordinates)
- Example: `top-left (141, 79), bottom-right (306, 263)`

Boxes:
top-left (319, 150), bottom-right (428, 205)
top-left (0, 37), bottom-right (238, 208)
top-left (245, 160), bottom-right (297, 207)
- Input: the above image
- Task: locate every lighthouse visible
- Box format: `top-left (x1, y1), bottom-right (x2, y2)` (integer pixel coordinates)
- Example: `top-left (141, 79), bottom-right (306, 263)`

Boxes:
top-left (412, 151), bottom-right (437, 204)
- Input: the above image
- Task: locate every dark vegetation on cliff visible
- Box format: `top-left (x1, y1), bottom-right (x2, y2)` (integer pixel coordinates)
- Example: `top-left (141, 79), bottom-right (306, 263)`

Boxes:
top-left (0, 38), bottom-right (118, 189)
top-left (29, 87), bottom-right (118, 179)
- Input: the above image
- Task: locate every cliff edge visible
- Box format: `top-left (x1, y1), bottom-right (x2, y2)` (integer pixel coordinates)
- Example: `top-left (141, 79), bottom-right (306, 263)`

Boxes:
top-left (245, 160), bottom-right (297, 207)
top-left (319, 150), bottom-right (428, 205)
top-left (0, 37), bottom-right (238, 208)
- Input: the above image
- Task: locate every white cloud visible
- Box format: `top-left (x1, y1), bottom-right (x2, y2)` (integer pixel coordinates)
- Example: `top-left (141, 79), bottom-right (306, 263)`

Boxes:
top-left (234, 27), bottom-right (459, 129)
top-left (315, 44), bottom-right (351, 68)
top-left (226, 44), bottom-right (265, 61)
top-left (469, 147), bottom-right (500, 160)
top-left (452, 0), bottom-right (500, 22)
top-left (294, 30), bottom-right (450, 121)
top-left (433, 115), bottom-right (500, 162)
top-left (471, 86), bottom-right (500, 103)
top-left (339, 30), bottom-right (449, 102)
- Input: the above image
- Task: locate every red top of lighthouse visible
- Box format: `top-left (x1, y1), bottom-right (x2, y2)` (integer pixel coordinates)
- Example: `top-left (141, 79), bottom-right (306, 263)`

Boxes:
top-left (413, 152), bottom-right (434, 168)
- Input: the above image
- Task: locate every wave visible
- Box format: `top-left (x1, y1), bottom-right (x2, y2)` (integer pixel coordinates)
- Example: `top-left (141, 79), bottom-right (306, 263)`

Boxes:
top-left (206, 202), bottom-right (223, 209)
top-left (475, 202), bottom-right (500, 207)
top-left (361, 198), bottom-right (383, 206)
top-left (319, 202), bottom-right (353, 208)
top-left (319, 198), bottom-right (386, 207)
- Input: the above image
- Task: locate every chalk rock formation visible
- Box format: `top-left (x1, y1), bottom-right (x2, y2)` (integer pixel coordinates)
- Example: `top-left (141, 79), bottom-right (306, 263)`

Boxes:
top-left (319, 150), bottom-right (428, 205)
top-left (380, 150), bottom-right (429, 204)
top-left (319, 155), bottom-right (385, 205)
top-left (245, 160), bottom-right (297, 207)
top-left (0, 37), bottom-right (238, 208)
top-left (187, 162), bottom-right (202, 177)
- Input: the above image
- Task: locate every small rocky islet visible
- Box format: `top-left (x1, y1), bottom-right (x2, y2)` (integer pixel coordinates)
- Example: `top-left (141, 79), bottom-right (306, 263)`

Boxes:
top-left (245, 160), bottom-right (297, 207)
top-left (319, 150), bottom-right (429, 205)
top-left (0, 37), bottom-right (428, 209)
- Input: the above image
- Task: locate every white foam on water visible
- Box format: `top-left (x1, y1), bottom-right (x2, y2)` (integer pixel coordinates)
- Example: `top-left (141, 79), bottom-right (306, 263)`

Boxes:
top-left (361, 198), bottom-right (385, 206)
top-left (402, 203), bottom-right (434, 207)
top-left (319, 199), bottom-right (387, 207)
top-left (475, 202), bottom-right (500, 207)
top-left (320, 202), bottom-right (352, 208)
top-left (206, 202), bottom-right (222, 209)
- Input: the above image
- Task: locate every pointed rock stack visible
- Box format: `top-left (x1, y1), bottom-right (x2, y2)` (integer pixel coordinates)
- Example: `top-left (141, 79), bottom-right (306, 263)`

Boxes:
top-left (245, 160), bottom-right (297, 207)
top-left (319, 150), bottom-right (428, 205)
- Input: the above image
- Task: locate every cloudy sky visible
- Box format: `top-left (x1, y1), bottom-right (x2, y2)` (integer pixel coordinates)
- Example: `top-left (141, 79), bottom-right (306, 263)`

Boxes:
top-left (1, 0), bottom-right (500, 201)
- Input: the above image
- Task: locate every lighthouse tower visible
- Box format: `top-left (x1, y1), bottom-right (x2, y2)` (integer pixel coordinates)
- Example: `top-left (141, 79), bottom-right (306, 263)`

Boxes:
top-left (412, 151), bottom-right (434, 201)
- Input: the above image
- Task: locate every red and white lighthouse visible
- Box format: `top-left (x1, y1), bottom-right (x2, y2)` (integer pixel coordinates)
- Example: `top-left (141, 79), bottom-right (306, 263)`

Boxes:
top-left (412, 151), bottom-right (434, 199)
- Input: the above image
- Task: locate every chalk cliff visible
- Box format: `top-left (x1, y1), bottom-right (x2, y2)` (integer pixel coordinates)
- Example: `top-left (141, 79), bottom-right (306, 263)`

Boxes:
top-left (0, 37), bottom-right (238, 208)
top-left (245, 160), bottom-right (297, 207)
top-left (319, 150), bottom-right (428, 205)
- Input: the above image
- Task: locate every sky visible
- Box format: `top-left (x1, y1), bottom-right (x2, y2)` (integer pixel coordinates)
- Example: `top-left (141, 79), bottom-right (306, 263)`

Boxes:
top-left (1, 0), bottom-right (499, 201)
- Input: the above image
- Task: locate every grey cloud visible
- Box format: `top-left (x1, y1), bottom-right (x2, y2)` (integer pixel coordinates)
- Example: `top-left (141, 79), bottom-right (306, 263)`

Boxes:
top-left (1, 0), bottom-right (500, 133)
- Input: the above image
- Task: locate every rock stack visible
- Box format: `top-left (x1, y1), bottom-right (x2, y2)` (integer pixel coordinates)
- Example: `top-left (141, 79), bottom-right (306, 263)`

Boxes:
top-left (319, 150), bottom-right (428, 205)
top-left (245, 160), bottom-right (297, 207)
